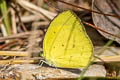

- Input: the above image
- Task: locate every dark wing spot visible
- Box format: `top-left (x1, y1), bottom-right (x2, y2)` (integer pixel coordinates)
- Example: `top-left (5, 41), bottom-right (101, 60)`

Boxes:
top-left (53, 46), bottom-right (55, 48)
top-left (82, 47), bottom-right (84, 50)
top-left (72, 44), bottom-right (75, 48)
top-left (54, 31), bottom-right (56, 34)
top-left (62, 44), bottom-right (64, 47)
top-left (69, 56), bottom-right (73, 63)
top-left (81, 53), bottom-right (83, 56)
top-left (58, 57), bottom-right (62, 59)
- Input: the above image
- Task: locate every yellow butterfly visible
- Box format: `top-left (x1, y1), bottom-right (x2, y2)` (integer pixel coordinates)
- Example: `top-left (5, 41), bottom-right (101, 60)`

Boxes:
top-left (43, 10), bottom-right (93, 68)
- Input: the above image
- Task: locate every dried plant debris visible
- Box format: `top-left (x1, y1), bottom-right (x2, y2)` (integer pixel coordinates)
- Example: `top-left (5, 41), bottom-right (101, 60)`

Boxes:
top-left (92, 0), bottom-right (120, 44)
top-left (84, 64), bottom-right (106, 77)
top-left (0, 64), bottom-right (80, 80)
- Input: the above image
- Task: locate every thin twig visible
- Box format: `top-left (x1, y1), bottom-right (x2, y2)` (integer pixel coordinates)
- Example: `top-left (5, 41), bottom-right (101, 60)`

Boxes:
top-left (57, 0), bottom-right (120, 18)
top-left (0, 30), bottom-right (43, 42)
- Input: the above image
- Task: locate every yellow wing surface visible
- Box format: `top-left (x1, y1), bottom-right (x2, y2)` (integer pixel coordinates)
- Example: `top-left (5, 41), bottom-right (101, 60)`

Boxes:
top-left (43, 10), bottom-right (93, 68)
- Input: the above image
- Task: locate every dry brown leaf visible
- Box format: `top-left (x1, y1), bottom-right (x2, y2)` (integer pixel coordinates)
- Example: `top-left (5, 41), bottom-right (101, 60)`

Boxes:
top-left (92, 0), bottom-right (120, 43)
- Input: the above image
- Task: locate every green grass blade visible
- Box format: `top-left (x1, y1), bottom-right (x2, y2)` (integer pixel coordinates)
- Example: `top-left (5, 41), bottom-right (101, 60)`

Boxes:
top-left (0, 0), bottom-right (11, 35)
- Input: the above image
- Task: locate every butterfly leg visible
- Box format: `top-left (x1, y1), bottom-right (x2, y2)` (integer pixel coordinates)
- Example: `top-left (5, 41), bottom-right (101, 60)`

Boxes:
top-left (39, 60), bottom-right (47, 67)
